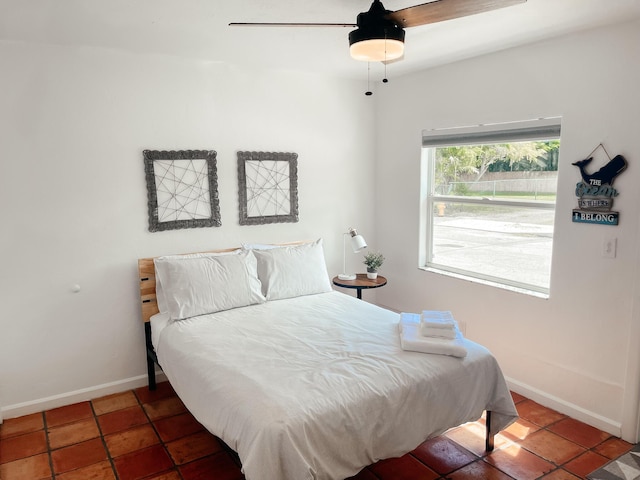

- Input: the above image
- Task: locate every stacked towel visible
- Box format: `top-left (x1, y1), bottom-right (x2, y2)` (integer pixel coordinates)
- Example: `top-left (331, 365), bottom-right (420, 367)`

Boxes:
top-left (398, 311), bottom-right (467, 358)
top-left (421, 326), bottom-right (456, 339)
top-left (420, 310), bottom-right (457, 339)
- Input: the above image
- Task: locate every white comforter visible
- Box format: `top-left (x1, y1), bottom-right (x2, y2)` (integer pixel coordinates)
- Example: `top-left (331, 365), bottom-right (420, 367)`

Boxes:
top-left (154, 291), bottom-right (517, 480)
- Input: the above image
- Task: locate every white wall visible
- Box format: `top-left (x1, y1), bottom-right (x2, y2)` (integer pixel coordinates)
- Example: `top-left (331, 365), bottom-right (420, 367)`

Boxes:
top-left (4, 18), bottom-right (640, 444)
top-left (374, 20), bottom-right (640, 441)
top-left (0, 41), bottom-right (375, 417)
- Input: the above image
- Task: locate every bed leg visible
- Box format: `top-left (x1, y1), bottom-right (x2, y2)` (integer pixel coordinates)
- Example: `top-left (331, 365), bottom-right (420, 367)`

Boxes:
top-left (485, 410), bottom-right (495, 452)
top-left (145, 322), bottom-right (157, 391)
top-left (147, 353), bottom-right (157, 391)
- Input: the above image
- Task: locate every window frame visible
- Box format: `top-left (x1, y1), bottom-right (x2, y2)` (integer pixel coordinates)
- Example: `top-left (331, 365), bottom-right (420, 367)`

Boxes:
top-left (419, 118), bottom-right (561, 296)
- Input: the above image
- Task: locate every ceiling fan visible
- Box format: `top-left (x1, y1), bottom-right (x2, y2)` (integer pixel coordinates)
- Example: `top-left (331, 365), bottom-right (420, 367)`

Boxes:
top-left (230, 0), bottom-right (527, 63)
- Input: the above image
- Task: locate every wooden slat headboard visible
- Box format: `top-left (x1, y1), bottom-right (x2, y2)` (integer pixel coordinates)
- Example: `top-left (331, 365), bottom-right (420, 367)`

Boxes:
top-left (137, 241), bottom-right (308, 323)
top-left (137, 247), bottom-right (239, 323)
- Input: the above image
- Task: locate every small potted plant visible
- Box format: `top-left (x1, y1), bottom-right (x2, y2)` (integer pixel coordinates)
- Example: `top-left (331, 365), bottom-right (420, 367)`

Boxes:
top-left (363, 251), bottom-right (385, 279)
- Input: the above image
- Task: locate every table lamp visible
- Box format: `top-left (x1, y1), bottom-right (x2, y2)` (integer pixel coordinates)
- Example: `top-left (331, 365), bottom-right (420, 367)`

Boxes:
top-left (338, 227), bottom-right (367, 280)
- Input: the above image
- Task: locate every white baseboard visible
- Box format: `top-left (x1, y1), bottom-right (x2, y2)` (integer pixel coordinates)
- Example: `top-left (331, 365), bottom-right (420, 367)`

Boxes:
top-left (1, 371), bottom-right (167, 421)
top-left (2, 371), bottom-right (624, 441)
top-left (506, 376), bottom-right (622, 439)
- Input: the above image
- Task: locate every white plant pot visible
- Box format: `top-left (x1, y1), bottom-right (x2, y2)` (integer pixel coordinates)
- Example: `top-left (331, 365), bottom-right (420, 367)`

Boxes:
top-left (367, 272), bottom-right (378, 279)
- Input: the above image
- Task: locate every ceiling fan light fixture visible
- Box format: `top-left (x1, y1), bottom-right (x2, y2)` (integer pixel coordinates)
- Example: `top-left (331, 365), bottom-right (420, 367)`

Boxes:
top-left (348, 0), bottom-right (405, 62)
top-left (349, 36), bottom-right (404, 62)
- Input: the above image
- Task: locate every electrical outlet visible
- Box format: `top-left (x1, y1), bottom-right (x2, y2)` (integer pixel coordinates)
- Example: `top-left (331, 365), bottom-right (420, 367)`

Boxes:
top-left (603, 238), bottom-right (617, 258)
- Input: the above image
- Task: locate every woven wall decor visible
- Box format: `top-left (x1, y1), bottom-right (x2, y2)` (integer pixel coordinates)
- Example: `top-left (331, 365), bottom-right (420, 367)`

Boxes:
top-left (143, 149), bottom-right (221, 232)
top-left (237, 151), bottom-right (299, 226)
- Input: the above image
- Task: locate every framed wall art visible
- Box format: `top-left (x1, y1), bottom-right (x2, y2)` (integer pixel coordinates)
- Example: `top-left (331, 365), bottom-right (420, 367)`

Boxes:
top-left (237, 151), bottom-right (299, 225)
top-left (143, 149), bottom-right (221, 232)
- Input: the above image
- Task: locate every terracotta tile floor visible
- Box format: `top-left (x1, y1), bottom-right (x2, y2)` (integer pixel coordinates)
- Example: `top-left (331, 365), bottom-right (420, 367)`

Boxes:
top-left (0, 383), bottom-right (634, 480)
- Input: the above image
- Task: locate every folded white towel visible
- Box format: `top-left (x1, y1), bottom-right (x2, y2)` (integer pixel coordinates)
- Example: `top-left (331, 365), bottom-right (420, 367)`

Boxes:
top-left (399, 313), bottom-right (467, 358)
top-left (421, 310), bottom-right (457, 330)
top-left (421, 326), bottom-right (456, 340)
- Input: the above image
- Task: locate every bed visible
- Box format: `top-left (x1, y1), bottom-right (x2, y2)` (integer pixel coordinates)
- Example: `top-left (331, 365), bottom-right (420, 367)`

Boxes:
top-left (138, 240), bottom-right (517, 480)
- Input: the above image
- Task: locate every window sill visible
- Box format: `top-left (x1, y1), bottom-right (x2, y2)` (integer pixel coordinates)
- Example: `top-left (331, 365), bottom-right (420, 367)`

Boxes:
top-left (419, 266), bottom-right (549, 299)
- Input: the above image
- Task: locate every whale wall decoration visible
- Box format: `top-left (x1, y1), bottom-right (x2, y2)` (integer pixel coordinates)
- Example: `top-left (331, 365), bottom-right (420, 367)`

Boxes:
top-left (571, 147), bottom-right (628, 226)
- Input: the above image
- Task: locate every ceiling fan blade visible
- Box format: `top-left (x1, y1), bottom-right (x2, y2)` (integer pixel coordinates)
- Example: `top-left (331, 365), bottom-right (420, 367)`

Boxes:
top-left (387, 0), bottom-right (526, 28)
top-left (229, 22), bottom-right (356, 28)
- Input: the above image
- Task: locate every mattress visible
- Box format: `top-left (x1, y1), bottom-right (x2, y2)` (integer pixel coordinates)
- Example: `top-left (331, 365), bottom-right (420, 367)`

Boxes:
top-left (150, 312), bottom-right (170, 350)
top-left (154, 291), bottom-right (517, 480)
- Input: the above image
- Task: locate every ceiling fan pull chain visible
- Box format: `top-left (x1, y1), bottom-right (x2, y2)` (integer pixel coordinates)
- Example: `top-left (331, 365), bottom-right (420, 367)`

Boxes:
top-left (365, 62), bottom-right (373, 96)
top-left (383, 36), bottom-right (389, 84)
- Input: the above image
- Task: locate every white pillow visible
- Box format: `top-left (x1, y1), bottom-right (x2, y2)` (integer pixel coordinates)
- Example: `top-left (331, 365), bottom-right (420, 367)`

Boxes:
top-left (154, 250), bottom-right (239, 314)
top-left (241, 243), bottom-right (280, 250)
top-left (253, 239), bottom-right (332, 300)
top-left (154, 249), bottom-right (265, 320)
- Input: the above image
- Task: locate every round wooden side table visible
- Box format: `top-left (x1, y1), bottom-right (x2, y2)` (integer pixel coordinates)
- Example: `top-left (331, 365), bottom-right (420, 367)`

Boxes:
top-left (332, 274), bottom-right (387, 300)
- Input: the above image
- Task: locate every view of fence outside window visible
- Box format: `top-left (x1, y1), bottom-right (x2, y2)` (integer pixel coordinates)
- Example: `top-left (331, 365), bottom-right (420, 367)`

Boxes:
top-left (421, 119), bottom-right (561, 295)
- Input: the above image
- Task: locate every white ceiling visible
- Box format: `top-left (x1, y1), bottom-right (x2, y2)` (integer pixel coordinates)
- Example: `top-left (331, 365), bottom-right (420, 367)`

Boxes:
top-left (2, 0), bottom-right (640, 79)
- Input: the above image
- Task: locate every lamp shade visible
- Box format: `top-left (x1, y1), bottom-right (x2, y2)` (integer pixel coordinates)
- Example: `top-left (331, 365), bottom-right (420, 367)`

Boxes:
top-left (349, 31), bottom-right (405, 62)
top-left (349, 228), bottom-right (368, 252)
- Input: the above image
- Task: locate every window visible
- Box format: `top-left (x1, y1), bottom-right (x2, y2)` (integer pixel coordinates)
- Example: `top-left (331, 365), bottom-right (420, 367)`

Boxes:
top-left (420, 118), bottom-right (561, 296)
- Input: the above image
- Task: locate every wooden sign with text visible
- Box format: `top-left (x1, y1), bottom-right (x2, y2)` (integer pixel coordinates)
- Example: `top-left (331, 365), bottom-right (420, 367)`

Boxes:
top-left (572, 150), bottom-right (627, 226)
